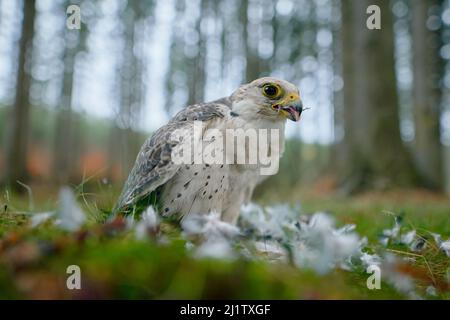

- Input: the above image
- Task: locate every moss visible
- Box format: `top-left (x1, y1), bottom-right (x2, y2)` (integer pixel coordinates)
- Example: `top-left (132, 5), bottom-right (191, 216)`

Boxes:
top-left (0, 190), bottom-right (448, 299)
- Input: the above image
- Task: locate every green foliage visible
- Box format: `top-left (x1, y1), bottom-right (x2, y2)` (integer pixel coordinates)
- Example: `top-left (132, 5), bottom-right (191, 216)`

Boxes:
top-left (0, 190), bottom-right (448, 299)
top-left (0, 222), bottom-right (406, 299)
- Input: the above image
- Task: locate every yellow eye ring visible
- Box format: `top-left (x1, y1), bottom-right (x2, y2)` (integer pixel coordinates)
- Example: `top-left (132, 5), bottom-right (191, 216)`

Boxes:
top-left (262, 83), bottom-right (283, 99)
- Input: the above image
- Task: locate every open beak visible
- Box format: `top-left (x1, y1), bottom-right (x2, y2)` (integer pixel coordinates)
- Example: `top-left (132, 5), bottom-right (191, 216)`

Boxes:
top-left (280, 103), bottom-right (303, 122)
top-left (274, 95), bottom-right (304, 122)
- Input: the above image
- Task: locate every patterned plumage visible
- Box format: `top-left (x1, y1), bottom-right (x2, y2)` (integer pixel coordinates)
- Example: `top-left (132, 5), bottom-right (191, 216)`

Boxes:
top-left (113, 77), bottom-right (304, 224)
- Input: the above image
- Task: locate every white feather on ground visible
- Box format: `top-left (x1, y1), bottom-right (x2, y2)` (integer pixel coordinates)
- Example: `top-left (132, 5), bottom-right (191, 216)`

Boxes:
top-left (29, 187), bottom-right (86, 231)
top-left (135, 206), bottom-right (159, 240)
top-left (30, 211), bottom-right (54, 228)
top-left (57, 187), bottom-right (86, 231)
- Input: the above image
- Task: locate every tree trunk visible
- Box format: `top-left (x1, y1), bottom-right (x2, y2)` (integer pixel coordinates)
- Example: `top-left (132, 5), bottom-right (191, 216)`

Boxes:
top-left (53, 0), bottom-right (88, 185)
top-left (2, 0), bottom-right (36, 188)
top-left (445, 146), bottom-right (450, 196)
top-left (109, 3), bottom-right (148, 181)
top-left (411, 0), bottom-right (443, 190)
top-left (241, 0), bottom-right (259, 82)
top-left (333, 0), bottom-right (351, 176)
top-left (53, 33), bottom-right (77, 185)
top-left (187, 0), bottom-right (207, 105)
top-left (340, 0), bottom-right (418, 192)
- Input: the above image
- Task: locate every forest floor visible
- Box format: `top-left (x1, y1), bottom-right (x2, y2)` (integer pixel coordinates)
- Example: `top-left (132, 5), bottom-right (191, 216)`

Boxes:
top-left (0, 185), bottom-right (448, 299)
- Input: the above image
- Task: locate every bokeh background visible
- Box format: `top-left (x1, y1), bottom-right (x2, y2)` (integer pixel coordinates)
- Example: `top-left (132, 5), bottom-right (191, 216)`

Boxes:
top-left (1, 0), bottom-right (450, 200)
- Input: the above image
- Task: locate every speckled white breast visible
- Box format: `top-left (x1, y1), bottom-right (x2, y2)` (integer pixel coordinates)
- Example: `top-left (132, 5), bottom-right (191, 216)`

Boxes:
top-left (160, 163), bottom-right (230, 218)
top-left (159, 111), bottom-right (286, 223)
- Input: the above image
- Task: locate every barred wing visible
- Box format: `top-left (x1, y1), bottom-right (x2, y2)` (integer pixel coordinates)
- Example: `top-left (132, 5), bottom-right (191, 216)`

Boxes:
top-left (112, 100), bottom-right (229, 214)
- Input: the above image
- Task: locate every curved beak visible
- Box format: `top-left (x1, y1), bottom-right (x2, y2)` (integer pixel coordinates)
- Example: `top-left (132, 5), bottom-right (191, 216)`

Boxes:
top-left (281, 102), bottom-right (303, 122)
top-left (274, 93), bottom-right (304, 122)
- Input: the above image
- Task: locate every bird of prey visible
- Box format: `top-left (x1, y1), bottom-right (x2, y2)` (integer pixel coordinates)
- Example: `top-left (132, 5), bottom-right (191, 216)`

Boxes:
top-left (113, 77), bottom-right (304, 224)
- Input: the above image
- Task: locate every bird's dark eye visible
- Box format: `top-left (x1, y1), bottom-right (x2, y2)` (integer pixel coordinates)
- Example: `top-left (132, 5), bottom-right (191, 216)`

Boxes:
top-left (262, 84), bottom-right (281, 99)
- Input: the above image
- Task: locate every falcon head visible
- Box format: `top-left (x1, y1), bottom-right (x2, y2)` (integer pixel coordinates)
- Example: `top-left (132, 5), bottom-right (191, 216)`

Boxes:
top-left (230, 77), bottom-right (304, 122)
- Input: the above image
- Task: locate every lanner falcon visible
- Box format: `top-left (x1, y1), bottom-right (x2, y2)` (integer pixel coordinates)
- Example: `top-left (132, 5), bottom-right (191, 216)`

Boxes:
top-left (113, 77), bottom-right (304, 224)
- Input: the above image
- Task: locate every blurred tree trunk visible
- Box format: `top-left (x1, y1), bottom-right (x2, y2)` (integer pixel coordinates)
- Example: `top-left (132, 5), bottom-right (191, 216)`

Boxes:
top-left (54, 21), bottom-right (80, 184)
top-left (53, 63), bottom-right (74, 185)
top-left (187, 0), bottom-right (207, 105)
top-left (340, 0), bottom-right (417, 192)
top-left (339, 0), bottom-right (356, 188)
top-left (53, 0), bottom-right (88, 185)
top-left (165, 1), bottom-right (185, 113)
top-left (446, 146), bottom-right (450, 196)
top-left (110, 6), bottom-right (136, 181)
top-left (241, 0), bottom-right (258, 82)
top-left (109, 2), bottom-right (150, 181)
top-left (411, 0), bottom-right (443, 190)
top-left (2, 0), bottom-right (36, 188)
top-left (332, 0), bottom-right (346, 173)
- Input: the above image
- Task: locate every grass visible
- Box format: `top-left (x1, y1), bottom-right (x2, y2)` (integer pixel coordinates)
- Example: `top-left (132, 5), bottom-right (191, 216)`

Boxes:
top-left (0, 185), bottom-right (448, 299)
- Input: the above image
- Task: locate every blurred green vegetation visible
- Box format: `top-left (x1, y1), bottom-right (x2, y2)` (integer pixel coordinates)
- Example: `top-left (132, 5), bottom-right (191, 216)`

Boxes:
top-left (0, 217), bottom-right (402, 299)
top-left (0, 188), bottom-right (448, 299)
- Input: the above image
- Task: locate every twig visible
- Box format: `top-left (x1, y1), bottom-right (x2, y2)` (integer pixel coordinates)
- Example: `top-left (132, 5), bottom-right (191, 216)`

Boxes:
top-left (16, 180), bottom-right (34, 211)
top-left (387, 248), bottom-right (437, 286)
